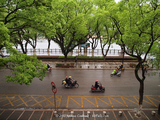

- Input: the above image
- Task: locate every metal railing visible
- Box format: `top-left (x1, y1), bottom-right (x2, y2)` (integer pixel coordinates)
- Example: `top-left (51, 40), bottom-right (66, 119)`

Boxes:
top-left (1, 48), bottom-right (124, 56)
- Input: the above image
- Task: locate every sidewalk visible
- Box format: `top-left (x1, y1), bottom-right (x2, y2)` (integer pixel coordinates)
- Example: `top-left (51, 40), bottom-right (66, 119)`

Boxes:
top-left (43, 61), bottom-right (138, 70)
top-left (0, 108), bottom-right (160, 120)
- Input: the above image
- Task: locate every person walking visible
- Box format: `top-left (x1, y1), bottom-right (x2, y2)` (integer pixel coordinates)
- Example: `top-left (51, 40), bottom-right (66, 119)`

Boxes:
top-left (75, 56), bottom-right (77, 62)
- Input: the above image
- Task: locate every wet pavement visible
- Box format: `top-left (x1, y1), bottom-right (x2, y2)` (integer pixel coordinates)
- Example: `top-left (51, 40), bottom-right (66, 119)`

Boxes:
top-left (0, 62), bottom-right (160, 120)
top-left (43, 61), bottom-right (138, 70)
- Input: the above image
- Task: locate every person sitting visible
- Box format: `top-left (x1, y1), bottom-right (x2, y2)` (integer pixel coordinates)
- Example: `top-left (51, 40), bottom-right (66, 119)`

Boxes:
top-left (47, 63), bottom-right (52, 71)
top-left (116, 67), bottom-right (119, 74)
top-left (65, 76), bottom-right (69, 84)
top-left (95, 80), bottom-right (99, 89)
top-left (112, 69), bottom-right (116, 75)
top-left (68, 76), bottom-right (73, 86)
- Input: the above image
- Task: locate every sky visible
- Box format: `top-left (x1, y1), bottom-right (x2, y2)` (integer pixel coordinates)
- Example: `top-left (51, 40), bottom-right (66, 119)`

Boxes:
top-left (115, 0), bottom-right (121, 3)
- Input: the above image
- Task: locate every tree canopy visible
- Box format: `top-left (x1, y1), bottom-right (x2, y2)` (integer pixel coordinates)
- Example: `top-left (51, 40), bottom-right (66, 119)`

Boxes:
top-left (0, 0), bottom-right (48, 85)
top-left (43, 0), bottom-right (93, 61)
top-left (109, 0), bottom-right (160, 116)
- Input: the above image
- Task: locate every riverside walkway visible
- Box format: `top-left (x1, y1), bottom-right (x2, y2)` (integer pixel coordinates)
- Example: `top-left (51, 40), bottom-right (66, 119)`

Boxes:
top-left (37, 55), bottom-right (139, 70)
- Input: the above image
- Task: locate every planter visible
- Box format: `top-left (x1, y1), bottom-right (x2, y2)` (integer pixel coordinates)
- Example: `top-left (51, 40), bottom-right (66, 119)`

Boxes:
top-left (56, 63), bottom-right (64, 67)
top-left (70, 63), bottom-right (74, 67)
top-left (130, 63), bottom-right (136, 68)
top-left (56, 63), bottom-right (74, 68)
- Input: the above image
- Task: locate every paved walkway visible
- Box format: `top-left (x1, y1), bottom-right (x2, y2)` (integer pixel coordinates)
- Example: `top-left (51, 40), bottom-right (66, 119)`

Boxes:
top-left (43, 61), bottom-right (138, 70)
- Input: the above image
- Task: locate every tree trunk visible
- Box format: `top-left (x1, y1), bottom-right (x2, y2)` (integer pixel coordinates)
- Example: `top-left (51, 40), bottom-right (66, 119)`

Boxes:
top-left (20, 43), bottom-right (26, 54)
top-left (33, 47), bottom-right (36, 55)
top-left (0, 50), bottom-right (4, 57)
top-left (92, 49), bottom-right (94, 56)
top-left (135, 61), bottom-right (145, 117)
top-left (64, 54), bottom-right (67, 62)
top-left (24, 42), bottom-right (28, 54)
top-left (103, 55), bottom-right (106, 61)
top-left (139, 81), bottom-right (144, 105)
top-left (47, 39), bottom-right (51, 50)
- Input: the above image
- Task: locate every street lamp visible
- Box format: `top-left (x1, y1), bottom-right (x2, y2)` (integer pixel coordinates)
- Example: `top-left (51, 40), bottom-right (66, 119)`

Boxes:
top-left (121, 47), bottom-right (124, 64)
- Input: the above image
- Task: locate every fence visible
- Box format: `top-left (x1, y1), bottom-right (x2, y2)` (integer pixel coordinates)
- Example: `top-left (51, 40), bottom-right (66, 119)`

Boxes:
top-left (2, 48), bottom-right (125, 56)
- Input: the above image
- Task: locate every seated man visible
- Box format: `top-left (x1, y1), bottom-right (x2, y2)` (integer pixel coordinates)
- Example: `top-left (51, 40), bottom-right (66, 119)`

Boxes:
top-left (47, 63), bottom-right (51, 71)
top-left (95, 80), bottom-right (99, 89)
top-left (68, 76), bottom-right (73, 86)
top-left (116, 67), bottom-right (119, 74)
top-left (65, 76), bottom-right (68, 82)
top-left (112, 69), bottom-right (116, 75)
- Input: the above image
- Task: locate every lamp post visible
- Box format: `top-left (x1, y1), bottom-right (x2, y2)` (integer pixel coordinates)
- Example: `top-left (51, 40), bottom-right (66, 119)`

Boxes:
top-left (121, 47), bottom-right (124, 64)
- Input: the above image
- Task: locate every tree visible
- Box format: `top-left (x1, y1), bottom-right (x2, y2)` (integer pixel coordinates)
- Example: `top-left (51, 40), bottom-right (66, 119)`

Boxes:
top-left (87, 14), bottom-right (99, 56)
top-left (0, 0), bottom-right (49, 85)
top-left (44, 0), bottom-right (93, 61)
top-left (111, 0), bottom-right (160, 116)
top-left (149, 41), bottom-right (160, 69)
top-left (13, 29), bottom-right (38, 54)
top-left (0, 22), bottom-right (11, 57)
top-left (92, 0), bottom-right (119, 60)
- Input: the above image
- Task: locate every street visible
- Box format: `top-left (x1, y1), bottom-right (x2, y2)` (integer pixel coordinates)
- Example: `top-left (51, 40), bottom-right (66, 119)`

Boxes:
top-left (0, 69), bottom-right (160, 109)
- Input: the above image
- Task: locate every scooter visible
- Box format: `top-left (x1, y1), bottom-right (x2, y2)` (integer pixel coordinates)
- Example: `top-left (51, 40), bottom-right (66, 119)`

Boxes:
top-left (62, 80), bottom-right (79, 88)
top-left (91, 82), bottom-right (105, 92)
top-left (47, 67), bottom-right (52, 72)
top-left (110, 71), bottom-right (121, 77)
top-left (47, 63), bottom-right (52, 72)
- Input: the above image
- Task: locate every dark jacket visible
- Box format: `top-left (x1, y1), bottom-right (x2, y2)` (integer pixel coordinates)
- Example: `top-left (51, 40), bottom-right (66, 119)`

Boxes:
top-left (95, 82), bottom-right (99, 89)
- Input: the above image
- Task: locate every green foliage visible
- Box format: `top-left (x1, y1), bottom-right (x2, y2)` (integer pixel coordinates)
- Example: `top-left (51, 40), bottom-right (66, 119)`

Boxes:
top-left (56, 63), bottom-right (64, 66)
top-left (0, 22), bottom-right (11, 48)
top-left (5, 53), bottom-right (47, 86)
top-left (44, 0), bottom-right (92, 60)
top-left (109, 0), bottom-right (160, 63)
top-left (0, 58), bottom-right (7, 68)
top-left (149, 42), bottom-right (160, 69)
top-left (0, 0), bottom-right (49, 86)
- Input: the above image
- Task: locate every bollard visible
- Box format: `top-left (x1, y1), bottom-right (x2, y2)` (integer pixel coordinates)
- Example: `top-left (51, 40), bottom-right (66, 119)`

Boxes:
top-left (119, 111), bottom-right (122, 116)
top-left (71, 111), bottom-right (74, 118)
top-left (54, 111), bottom-right (57, 114)
top-left (54, 111), bottom-right (57, 117)
top-left (103, 111), bottom-right (106, 116)
top-left (158, 104), bottom-right (160, 115)
top-left (71, 111), bottom-right (74, 115)
top-left (87, 111), bottom-right (90, 117)
top-left (151, 111), bottom-right (156, 116)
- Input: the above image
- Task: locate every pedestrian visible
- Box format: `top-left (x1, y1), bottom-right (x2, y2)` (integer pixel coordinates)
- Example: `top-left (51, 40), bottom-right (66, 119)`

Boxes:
top-left (75, 56), bottom-right (77, 62)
